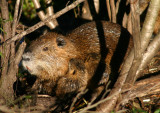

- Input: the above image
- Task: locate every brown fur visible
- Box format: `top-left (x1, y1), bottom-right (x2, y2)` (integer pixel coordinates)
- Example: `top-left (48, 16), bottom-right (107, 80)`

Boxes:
top-left (22, 21), bottom-right (132, 97)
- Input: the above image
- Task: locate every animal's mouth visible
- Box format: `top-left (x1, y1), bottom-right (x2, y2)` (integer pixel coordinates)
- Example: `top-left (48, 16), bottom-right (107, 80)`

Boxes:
top-left (26, 66), bottom-right (31, 72)
top-left (22, 59), bottom-right (34, 74)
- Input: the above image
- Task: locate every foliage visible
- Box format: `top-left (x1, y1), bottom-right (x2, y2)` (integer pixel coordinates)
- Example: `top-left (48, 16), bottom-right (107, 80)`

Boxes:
top-left (132, 107), bottom-right (148, 113)
top-left (154, 109), bottom-right (160, 113)
top-left (22, 0), bottom-right (37, 20)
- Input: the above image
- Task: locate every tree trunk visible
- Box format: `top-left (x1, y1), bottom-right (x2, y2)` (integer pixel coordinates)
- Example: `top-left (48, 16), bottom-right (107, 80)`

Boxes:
top-left (0, 0), bottom-right (15, 104)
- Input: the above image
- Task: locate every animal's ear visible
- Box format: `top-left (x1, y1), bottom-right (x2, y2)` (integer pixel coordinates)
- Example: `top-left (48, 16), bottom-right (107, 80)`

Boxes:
top-left (56, 37), bottom-right (66, 47)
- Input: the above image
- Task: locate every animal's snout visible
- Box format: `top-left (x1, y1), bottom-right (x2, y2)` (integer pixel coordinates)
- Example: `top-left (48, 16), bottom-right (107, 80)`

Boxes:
top-left (22, 53), bottom-right (32, 61)
top-left (22, 56), bottom-right (30, 61)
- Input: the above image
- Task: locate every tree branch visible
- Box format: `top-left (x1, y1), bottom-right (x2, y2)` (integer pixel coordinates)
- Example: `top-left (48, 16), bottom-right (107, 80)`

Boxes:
top-left (118, 74), bottom-right (160, 107)
top-left (0, 0), bottom-right (12, 78)
top-left (32, 0), bottom-right (58, 29)
top-left (106, 0), bottom-right (111, 21)
top-left (140, 0), bottom-right (160, 53)
top-left (96, 49), bottom-right (135, 112)
top-left (125, 0), bottom-right (141, 84)
top-left (136, 33), bottom-right (160, 78)
top-left (127, 12), bottom-right (132, 34)
top-left (45, 0), bottom-right (58, 28)
top-left (96, 0), bottom-right (160, 112)
top-left (5, 0), bottom-right (85, 44)
top-left (7, 0), bottom-right (21, 77)
top-left (110, 0), bottom-right (116, 23)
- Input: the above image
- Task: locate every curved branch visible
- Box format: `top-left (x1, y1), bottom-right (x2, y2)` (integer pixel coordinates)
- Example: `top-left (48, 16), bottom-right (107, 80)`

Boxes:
top-left (140, 0), bottom-right (160, 53)
top-left (136, 33), bottom-right (160, 78)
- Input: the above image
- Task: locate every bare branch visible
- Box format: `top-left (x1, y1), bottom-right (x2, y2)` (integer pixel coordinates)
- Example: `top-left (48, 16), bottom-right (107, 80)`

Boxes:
top-left (45, 0), bottom-right (58, 28)
top-left (7, 0), bottom-right (21, 77)
top-left (96, 49), bottom-right (135, 112)
top-left (15, 42), bottom-right (26, 65)
top-left (115, 0), bottom-right (121, 14)
top-left (32, 0), bottom-right (58, 29)
top-left (122, 13), bottom-right (128, 28)
top-left (12, 0), bottom-right (20, 36)
top-left (110, 0), bottom-right (116, 23)
top-left (139, 0), bottom-right (150, 14)
top-left (125, 0), bottom-right (141, 84)
top-left (93, 0), bottom-right (99, 13)
top-left (5, 0), bottom-right (85, 44)
top-left (127, 12), bottom-right (132, 34)
top-left (17, 0), bottom-right (24, 24)
top-left (136, 33), bottom-right (160, 78)
top-left (106, 0), bottom-right (111, 21)
top-left (119, 74), bottom-right (160, 107)
top-left (0, 0), bottom-right (12, 78)
top-left (140, 0), bottom-right (160, 53)
top-left (45, 0), bottom-right (58, 27)
top-left (69, 89), bottom-right (88, 113)
top-left (79, 91), bottom-right (120, 113)
top-left (96, 0), bottom-right (160, 112)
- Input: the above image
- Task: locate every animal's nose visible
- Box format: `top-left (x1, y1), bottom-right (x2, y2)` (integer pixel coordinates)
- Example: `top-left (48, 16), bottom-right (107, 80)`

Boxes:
top-left (22, 57), bottom-right (30, 61)
top-left (22, 54), bottom-right (31, 61)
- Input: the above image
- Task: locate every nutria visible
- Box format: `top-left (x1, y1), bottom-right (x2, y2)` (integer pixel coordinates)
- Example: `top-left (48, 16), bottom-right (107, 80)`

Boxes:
top-left (22, 21), bottom-right (132, 98)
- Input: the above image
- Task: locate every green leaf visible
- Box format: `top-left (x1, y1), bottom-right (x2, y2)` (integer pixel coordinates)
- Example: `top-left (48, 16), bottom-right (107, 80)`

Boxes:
top-left (154, 109), bottom-right (160, 113)
top-left (132, 107), bottom-right (147, 113)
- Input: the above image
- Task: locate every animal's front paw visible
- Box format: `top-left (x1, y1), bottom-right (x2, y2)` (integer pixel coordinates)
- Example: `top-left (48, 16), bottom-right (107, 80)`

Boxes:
top-left (56, 77), bottom-right (80, 96)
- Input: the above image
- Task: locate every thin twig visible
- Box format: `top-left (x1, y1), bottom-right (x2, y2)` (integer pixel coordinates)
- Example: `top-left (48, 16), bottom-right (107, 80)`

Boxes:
top-left (69, 89), bottom-right (88, 113)
top-left (12, 0), bottom-right (20, 36)
top-left (17, 0), bottom-right (24, 24)
top-left (79, 91), bottom-right (120, 113)
top-left (115, 0), bottom-right (121, 14)
top-left (5, 0), bottom-right (85, 44)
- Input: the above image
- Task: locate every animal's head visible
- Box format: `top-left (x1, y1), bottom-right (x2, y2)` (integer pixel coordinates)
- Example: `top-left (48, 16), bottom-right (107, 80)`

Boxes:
top-left (22, 32), bottom-right (78, 80)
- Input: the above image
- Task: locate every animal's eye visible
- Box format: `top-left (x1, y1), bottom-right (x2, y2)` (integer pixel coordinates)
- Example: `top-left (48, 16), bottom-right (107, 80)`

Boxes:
top-left (43, 47), bottom-right (48, 51)
top-left (56, 37), bottom-right (66, 47)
